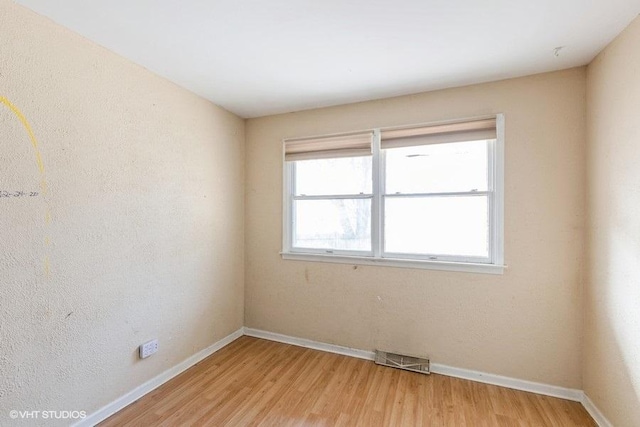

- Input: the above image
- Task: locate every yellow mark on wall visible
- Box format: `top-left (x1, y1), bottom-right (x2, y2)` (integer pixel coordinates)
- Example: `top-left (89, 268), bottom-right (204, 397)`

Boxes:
top-left (1, 96), bottom-right (51, 277)
top-left (0, 96), bottom-right (48, 194)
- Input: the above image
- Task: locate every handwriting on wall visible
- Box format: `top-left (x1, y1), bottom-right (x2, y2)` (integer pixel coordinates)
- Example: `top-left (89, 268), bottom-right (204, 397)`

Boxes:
top-left (0, 191), bottom-right (40, 198)
top-left (1, 96), bottom-right (51, 277)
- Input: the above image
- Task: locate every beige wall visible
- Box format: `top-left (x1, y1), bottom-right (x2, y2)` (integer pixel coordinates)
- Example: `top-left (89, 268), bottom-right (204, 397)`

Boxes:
top-left (246, 68), bottom-right (587, 388)
top-left (0, 2), bottom-right (244, 425)
top-left (585, 16), bottom-right (640, 427)
top-left (7, 0), bottom-right (638, 421)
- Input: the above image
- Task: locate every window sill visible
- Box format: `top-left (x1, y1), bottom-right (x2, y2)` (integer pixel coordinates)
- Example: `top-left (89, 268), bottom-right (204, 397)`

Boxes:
top-left (280, 252), bottom-right (505, 275)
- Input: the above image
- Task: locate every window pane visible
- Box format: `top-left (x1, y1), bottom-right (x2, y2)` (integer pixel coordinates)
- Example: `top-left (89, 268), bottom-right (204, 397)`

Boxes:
top-left (385, 140), bottom-right (489, 194)
top-left (294, 156), bottom-right (372, 196)
top-left (294, 199), bottom-right (371, 251)
top-left (385, 196), bottom-right (489, 258)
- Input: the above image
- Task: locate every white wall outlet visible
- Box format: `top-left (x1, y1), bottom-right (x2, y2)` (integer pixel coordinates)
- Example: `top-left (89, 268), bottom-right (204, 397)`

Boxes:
top-left (139, 339), bottom-right (158, 359)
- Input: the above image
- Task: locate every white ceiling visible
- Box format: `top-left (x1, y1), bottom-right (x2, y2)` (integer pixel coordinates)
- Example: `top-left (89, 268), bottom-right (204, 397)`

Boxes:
top-left (15, 0), bottom-right (640, 118)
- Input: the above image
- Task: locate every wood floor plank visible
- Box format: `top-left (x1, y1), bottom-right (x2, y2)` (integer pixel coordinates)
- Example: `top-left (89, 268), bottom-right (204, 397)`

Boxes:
top-left (100, 336), bottom-right (596, 426)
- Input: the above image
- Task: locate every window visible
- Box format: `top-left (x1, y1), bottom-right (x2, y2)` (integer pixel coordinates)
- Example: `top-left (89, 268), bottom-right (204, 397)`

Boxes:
top-left (282, 115), bottom-right (504, 274)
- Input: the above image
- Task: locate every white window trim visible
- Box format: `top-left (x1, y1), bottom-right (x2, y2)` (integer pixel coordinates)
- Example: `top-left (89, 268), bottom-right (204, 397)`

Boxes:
top-left (281, 114), bottom-right (506, 275)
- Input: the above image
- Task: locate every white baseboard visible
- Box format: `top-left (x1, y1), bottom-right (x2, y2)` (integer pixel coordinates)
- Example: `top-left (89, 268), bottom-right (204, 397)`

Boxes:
top-left (244, 327), bottom-right (376, 361)
top-left (581, 393), bottom-right (613, 427)
top-left (429, 363), bottom-right (583, 401)
top-left (75, 327), bottom-right (244, 427)
top-left (244, 328), bottom-right (582, 402)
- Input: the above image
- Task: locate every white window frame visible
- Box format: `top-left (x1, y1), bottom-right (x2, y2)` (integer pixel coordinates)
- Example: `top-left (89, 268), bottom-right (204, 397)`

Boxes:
top-left (282, 114), bottom-right (505, 274)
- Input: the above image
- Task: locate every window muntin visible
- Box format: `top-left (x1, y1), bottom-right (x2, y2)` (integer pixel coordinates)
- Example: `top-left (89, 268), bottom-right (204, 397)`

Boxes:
top-left (283, 116), bottom-right (504, 271)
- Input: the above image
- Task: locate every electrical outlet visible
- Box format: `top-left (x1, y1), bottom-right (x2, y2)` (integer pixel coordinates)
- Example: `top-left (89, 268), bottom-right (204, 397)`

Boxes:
top-left (139, 339), bottom-right (158, 359)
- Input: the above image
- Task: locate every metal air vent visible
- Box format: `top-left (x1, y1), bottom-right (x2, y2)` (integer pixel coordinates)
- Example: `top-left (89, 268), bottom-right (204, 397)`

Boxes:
top-left (374, 350), bottom-right (430, 375)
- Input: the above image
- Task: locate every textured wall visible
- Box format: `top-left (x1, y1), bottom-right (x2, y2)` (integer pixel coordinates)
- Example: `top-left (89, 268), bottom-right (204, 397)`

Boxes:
top-left (585, 16), bottom-right (640, 427)
top-left (245, 68), bottom-right (587, 389)
top-left (0, 2), bottom-right (244, 425)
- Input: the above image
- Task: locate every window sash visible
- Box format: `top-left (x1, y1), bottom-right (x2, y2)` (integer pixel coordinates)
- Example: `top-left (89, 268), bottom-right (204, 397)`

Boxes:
top-left (381, 192), bottom-right (492, 263)
top-left (290, 195), bottom-right (374, 256)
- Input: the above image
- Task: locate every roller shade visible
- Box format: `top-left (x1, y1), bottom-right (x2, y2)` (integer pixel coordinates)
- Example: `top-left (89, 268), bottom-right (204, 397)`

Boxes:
top-left (381, 118), bottom-right (497, 149)
top-left (284, 131), bottom-right (373, 161)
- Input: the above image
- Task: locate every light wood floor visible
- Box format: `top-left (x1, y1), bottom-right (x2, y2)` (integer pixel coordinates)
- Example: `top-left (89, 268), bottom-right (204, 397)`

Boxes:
top-left (101, 336), bottom-right (595, 426)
